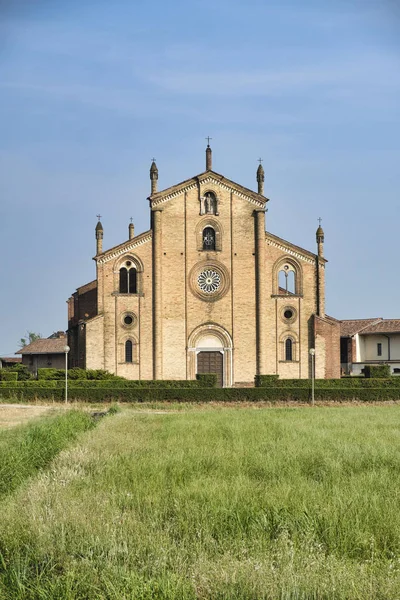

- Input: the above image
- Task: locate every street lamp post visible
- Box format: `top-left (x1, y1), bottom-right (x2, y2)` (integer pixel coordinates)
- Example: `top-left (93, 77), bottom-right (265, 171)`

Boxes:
top-left (309, 348), bottom-right (315, 406)
top-left (64, 345), bottom-right (70, 404)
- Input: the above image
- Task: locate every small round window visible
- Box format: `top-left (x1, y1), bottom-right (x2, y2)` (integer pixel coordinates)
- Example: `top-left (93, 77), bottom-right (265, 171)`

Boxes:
top-left (122, 312), bottom-right (136, 327)
top-left (126, 261), bottom-right (132, 267)
top-left (281, 306), bottom-right (297, 324)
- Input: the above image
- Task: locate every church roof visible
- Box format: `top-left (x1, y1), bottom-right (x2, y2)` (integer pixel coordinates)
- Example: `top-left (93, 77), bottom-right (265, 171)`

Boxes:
top-left (95, 229), bottom-right (152, 264)
top-left (265, 231), bottom-right (324, 263)
top-left (148, 169), bottom-right (269, 209)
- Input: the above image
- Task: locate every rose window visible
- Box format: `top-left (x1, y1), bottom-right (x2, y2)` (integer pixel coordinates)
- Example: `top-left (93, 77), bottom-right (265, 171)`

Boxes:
top-left (197, 269), bottom-right (221, 294)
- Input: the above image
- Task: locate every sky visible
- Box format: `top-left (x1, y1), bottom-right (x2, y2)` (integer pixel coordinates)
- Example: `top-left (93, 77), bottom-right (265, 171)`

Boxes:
top-left (0, 0), bottom-right (399, 356)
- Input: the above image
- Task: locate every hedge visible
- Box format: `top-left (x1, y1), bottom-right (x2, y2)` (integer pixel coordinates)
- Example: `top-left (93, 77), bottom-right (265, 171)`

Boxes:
top-left (34, 369), bottom-right (217, 388)
top-left (37, 368), bottom-right (126, 381)
top-left (0, 371), bottom-right (18, 382)
top-left (364, 365), bottom-right (391, 378)
top-left (255, 377), bottom-right (400, 388)
top-left (255, 374), bottom-right (280, 387)
top-left (6, 364), bottom-right (31, 381)
top-left (196, 374), bottom-right (218, 387)
top-left (1, 386), bottom-right (400, 403)
top-left (0, 380), bottom-right (209, 389)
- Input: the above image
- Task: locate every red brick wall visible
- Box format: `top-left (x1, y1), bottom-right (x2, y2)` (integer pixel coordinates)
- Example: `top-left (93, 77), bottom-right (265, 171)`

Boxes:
top-left (314, 316), bottom-right (341, 379)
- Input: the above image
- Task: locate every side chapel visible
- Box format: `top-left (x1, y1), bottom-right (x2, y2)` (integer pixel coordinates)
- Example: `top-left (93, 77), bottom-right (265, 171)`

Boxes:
top-left (67, 144), bottom-right (340, 385)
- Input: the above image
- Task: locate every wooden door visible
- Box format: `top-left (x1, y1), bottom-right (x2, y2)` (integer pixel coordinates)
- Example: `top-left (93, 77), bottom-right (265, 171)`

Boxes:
top-left (197, 351), bottom-right (223, 387)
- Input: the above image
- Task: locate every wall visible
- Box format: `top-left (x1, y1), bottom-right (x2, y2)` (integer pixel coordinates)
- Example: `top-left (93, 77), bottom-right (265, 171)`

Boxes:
top-left (94, 233), bottom-right (153, 380)
top-left (314, 315), bottom-right (341, 379)
top-left (22, 353), bottom-right (65, 374)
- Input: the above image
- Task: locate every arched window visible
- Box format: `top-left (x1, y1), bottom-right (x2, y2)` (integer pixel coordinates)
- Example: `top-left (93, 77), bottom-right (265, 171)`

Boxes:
top-left (203, 227), bottom-right (216, 251)
top-left (119, 268), bottom-right (128, 293)
top-left (278, 265), bottom-right (296, 294)
top-left (203, 227), bottom-right (215, 250)
top-left (125, 340), bottom-right (133, 363)
top-left (119, 266), bottom-right (137, 293)
top-left (285, 338), bottom-right (293, 361)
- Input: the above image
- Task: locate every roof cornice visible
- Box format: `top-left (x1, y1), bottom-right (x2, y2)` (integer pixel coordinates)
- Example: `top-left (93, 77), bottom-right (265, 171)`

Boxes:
top-left (265, 231), bottom-right (322, 265)
top-left (95, 230), bottom-right (152, 265)
top-left (148, 170), bottom-right (268, 209)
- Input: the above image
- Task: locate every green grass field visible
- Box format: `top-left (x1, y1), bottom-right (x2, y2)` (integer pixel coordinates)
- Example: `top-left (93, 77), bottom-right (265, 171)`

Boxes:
top-left (1, 405), bottom-right (400, 599)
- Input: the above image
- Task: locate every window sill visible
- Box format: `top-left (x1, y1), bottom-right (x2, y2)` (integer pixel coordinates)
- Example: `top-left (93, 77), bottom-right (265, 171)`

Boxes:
top-left (271, 294), bottom-right (303, 299)
top-left (118, 361), bottom-right (139, 365)
top-left (278, 360), bottom-right (300, 363)
top-left (197, 249), bottom-right (222, 253)
top-left (112, 292), bottom-right (144, 297)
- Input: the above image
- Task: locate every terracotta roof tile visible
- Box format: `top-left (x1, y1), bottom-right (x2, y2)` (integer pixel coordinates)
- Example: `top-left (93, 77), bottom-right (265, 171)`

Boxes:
top-left (359, 320), bottom-right (400, 334)
top-left (340, 319), bottom-right (382, 337)
top-left (17, 337), bottom-right (67, 355)
top-left (0, 357), bottom-right (22, 363)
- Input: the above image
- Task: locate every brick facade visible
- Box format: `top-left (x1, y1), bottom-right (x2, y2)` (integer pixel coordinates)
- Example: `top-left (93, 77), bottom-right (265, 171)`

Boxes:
top-left (67, 149), bottom-right (340, 384)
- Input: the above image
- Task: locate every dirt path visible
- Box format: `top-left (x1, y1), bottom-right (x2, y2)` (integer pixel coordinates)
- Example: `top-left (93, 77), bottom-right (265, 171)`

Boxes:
top-left (0, 404), bottom-right (54, 429)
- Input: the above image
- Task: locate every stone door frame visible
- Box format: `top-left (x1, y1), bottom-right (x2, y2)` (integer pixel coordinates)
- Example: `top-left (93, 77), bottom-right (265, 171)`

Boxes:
top-left (187, 323), bottom-right (233, 388)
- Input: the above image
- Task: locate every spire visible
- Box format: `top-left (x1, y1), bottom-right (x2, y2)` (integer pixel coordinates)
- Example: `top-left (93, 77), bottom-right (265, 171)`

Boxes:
top-left (129, 217), bottom-right (134, 240)
top-left (316, 217), bottom-right (324, 257)
top-left (205, 137), bottom-right (212, 170)
top-left (150, 158), bottom-right (158, 195)
top-left (95, 214), bottom-right (103, 255)
top-left (256, 159), bottom-right (265, 195)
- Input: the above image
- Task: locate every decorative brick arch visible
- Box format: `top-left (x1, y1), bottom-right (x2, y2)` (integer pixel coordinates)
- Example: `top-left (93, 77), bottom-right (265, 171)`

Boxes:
top-left (272, 256), bottom-right (303, 296)
top-left (118, 334), bottom-right (139, 364)
top-left (113, 254), bottom-right (144, 294)
top-left (187, 323), bottom-right (233, 387)
top-left (279, 330), bottom-right (299, 361)
top-left (195, 217), bottom-right (223, 252)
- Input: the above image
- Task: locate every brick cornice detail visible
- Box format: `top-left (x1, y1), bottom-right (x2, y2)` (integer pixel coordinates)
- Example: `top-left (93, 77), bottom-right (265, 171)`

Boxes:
top-left (96, 233), bottom-right (152, 264)
top-left (266, 237), bottom-right (321, 266)
top-left (150, 176), bottom-right (265, 209)
top-left (151, 183), bottom-right (197, 207)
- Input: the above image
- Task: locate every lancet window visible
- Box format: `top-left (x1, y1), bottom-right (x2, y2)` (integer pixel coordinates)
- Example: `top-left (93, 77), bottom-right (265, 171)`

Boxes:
top-left (119, 264), bottom-right (137, 294)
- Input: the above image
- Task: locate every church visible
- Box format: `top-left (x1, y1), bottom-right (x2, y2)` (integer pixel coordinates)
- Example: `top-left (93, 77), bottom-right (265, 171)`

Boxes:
top-left (67, 144), bottom-right (340, 386)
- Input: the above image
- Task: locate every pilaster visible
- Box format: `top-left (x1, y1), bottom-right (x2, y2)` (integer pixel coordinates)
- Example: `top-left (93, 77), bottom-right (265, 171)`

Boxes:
top-left (152, 208), bottom-right (163, 379)
top-left (255, 210), bottom-right (267, 375)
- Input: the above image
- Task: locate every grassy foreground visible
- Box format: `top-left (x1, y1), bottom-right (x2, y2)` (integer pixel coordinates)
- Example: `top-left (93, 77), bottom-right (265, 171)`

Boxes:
top-left (1, 406), bottom-right (400, 598)
top-left (0, 409), bottom-right (95, 500)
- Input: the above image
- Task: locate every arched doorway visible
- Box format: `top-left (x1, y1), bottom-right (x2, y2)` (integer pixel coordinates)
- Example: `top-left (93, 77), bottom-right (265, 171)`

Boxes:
top-left (187, 324), bottom-right (233, 387)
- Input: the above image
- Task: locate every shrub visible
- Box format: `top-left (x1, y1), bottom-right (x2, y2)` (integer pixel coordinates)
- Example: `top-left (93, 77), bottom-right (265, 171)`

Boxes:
top-left (8, 364), bottom-right (32, 381)
top-left (364, 365), bottom-right (391, 378)
top-left (37, 369), bottom-right (65, 380)
top-left (0, 371), bottom-right (18, 382)
top-left (196, 374), bottom-right (217, 387)
top-left (86, 369), bottom-right (125, 380)
top-left (255, 374), bottom-right (280, 387)
top-left (65, 368), bottom-right (88, 380)
top-left (37, 368), bottom-right (126, 381)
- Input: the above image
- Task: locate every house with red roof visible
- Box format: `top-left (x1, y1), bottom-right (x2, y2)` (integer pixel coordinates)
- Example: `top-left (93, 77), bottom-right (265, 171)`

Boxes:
top-left (340, 319), bottom-right (400, 376)
top-left (16, 331), bottom-right (68, 376)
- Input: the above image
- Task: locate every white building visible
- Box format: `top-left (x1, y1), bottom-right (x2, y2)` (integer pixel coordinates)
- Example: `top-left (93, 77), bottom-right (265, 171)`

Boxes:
top-left (340, 319), bottom-right (400, 376)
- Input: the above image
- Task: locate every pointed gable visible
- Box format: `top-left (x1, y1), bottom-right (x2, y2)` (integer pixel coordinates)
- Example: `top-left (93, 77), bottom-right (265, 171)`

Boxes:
top-left (148, 170), bottom-right (268, 210)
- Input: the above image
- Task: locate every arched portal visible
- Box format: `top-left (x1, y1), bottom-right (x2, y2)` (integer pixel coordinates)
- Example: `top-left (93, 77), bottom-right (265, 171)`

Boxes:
top-left (187, 323), bottom-right (233, 387)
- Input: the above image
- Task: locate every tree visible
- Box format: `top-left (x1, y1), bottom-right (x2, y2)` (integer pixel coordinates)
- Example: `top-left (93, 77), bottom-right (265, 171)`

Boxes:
top-left (19, 331), bottom-right (41, 348)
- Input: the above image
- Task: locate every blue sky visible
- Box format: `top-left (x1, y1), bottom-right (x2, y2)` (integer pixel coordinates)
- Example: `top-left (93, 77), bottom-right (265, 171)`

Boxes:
top-left (1, 0), bottom-right (399, 355)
